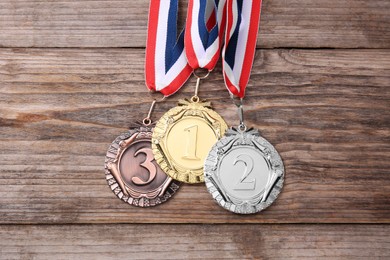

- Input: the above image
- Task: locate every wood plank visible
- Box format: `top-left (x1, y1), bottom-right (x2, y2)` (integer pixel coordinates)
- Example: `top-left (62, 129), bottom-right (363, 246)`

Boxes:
top-left (0, 48), bottom-right (389, 224)
top-left (0, 0), bottom-right (389, 48)
top-left (0, 224), bottom-right (389, 259)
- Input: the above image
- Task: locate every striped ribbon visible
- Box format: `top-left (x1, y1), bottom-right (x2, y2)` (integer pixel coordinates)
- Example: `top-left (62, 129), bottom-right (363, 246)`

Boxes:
top-left (145, 0), bottom-right (193, 96)
top-left (185, 0), bottom-right (226, 71)
top-left (222, 0), bottom-right (262, 98)
top-left (145, 0), bottom-right (261, 98)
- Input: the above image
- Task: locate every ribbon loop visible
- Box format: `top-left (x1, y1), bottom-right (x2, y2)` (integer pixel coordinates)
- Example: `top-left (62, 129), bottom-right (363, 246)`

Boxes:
top-left (145, 0), bottom-right (193, 97)
top-left (222, 0), bottom-right (262, 98)
top-left (185, 0), bottom-right (227, 71)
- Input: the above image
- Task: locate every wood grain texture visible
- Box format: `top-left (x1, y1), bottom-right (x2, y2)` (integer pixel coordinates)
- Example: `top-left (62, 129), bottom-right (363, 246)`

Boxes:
top-left (0, 48), bottom-right (389, 224)
top-left (0, 0), bottom-right (389, 48)
top-left (0, 224), bottom-right (389, 259)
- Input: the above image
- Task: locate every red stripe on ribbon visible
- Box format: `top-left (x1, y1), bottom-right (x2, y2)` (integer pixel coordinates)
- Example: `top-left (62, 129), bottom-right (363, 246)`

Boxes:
top-left (184, 0), bottom-right (200, 69)
top-left (223, 0), bottom-right (262, 98)
top-left (238, 1), bottom-right (261, 97)
top-left (145, 0), bottom-right (193, 96)
top-left (159, 66), bottom-right (194, 96)
top-left (206, 11), bottom-right (216, 31)
top-left (185, 0), bottom-right (226, 71)
top-left (224, 71), bottom-right (240, 97)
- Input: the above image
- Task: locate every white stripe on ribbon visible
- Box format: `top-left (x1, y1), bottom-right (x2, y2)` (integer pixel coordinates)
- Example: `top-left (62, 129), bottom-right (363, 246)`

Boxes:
top-left (187, 0), bottom-right (226, 69)
top-left (190, 0), bottom-right (209, 67)
top-left (222, 0), bottom-right (262, 98)
top-left (232, 2), bottom-right (251, 80)
top-left (154, 3), bottom-right (169, 90)
top-left (154, 1), bottom-right (190, 91)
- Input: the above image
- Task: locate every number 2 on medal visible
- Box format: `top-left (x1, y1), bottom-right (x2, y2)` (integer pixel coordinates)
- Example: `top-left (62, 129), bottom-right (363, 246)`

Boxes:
top-left (182, 125), bottom-right (200, 160)
top-left (131, 147), bottom-right (156, 185)
top-left (234, 154), bottom-right (256, 190)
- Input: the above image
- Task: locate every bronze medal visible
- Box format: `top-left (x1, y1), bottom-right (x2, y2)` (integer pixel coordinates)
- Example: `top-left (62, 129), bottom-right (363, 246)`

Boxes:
top-left (105, 123), bottom-right (180, 207)
top-left (152, 97), bottom-right (228, 184)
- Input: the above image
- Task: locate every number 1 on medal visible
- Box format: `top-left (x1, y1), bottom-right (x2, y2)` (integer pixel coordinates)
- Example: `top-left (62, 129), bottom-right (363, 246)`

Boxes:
top-left (182, 125), bottom-right (200, 160)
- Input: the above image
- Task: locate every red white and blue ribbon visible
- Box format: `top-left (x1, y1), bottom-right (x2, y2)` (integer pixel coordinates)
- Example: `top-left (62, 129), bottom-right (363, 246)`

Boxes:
top-left (222, 0), bottom-right (262, 98)
top-left (185, 0), bottom-right (226, 70)
top-left (145, 0), bottom-right (193, 96)
top-left (145, 0), bottom-right (261, 98)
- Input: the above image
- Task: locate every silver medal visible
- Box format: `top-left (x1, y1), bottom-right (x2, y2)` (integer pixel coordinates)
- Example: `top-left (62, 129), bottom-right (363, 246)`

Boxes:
top-left (204, 97), bottom-right (285, 214)
top-left (204, 127), bottom-right (284, 214)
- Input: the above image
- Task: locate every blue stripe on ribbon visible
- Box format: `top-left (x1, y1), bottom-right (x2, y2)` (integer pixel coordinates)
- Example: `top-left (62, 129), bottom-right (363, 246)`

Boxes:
top-left (224, 0), bottom-right (243, 69)
top-left (165, 0), bottom-right (185, 73)
top-left (198, 0), bottom-right (209, 48)
top-left (198, 0), bottom-right (219, 50)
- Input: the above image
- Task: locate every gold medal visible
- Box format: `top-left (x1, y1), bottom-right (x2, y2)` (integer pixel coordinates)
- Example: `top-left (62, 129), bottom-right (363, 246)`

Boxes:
top-left (152, 96), bottom-right (227, 184)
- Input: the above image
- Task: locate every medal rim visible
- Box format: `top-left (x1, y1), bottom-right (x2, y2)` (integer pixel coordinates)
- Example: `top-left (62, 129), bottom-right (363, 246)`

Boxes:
top-left (204, 127), bottom-right (285, 214)
top-left (104, 125), bottom-right (180, 207)
top-left (152, 99), bottom-right (228, 184)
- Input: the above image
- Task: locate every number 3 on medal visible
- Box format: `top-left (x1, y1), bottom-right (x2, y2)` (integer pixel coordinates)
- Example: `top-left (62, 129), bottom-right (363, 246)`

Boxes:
top-left (234, 154), bottom-right (256, 190)
top-left (182, 125), bottom-right (200, 160)
top-left (131, 147), bottom-right (156, 185)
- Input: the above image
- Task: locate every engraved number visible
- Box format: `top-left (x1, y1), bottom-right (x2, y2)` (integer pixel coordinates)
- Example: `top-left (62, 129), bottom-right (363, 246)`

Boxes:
top-left (233, 154), bottom-right (256, 190)
top-left (131, 147), bottom-right (157, 185)
top-left (182, 125), bottom-right (200, 160)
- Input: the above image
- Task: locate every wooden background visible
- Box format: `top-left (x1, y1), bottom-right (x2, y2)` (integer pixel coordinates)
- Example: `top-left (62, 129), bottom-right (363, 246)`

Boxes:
top-left (0, 0), bottom-right (389, 259)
